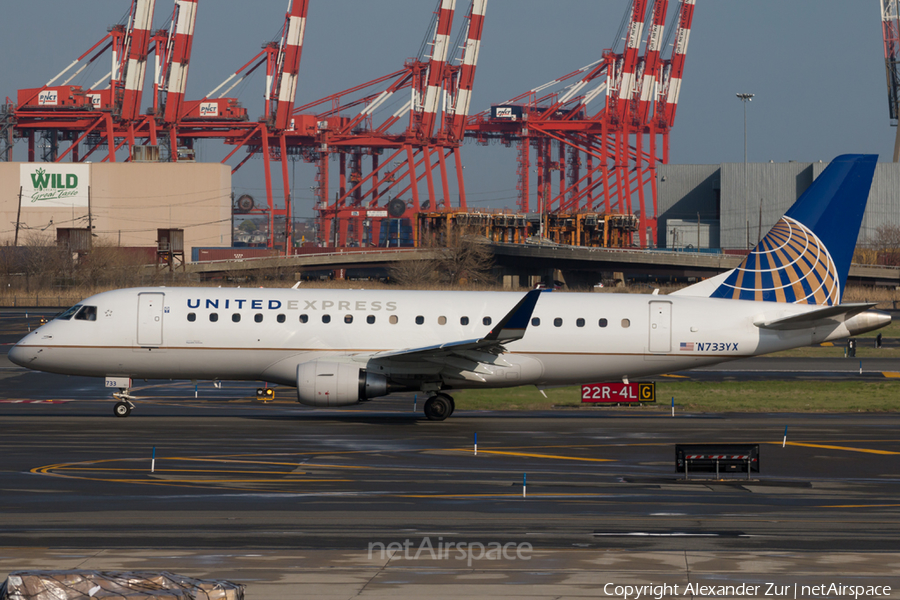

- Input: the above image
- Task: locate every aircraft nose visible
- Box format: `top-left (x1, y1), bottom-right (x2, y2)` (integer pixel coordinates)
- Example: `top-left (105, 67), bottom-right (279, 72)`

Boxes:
top-left (7, 342), bottom-right (35, 367)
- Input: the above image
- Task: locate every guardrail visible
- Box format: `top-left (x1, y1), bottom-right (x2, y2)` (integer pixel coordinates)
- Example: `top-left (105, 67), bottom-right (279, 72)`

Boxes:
top-left (0, 296), bottom-right (80, 309)
top-left (190, 247), bottom-right (425, 266)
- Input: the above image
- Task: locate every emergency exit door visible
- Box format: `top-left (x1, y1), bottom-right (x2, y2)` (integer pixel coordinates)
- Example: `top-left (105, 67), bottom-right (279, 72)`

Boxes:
top-left (137, 293), bottom-right (165, 347)
top-left (648, 301), bottom-right (672, 353)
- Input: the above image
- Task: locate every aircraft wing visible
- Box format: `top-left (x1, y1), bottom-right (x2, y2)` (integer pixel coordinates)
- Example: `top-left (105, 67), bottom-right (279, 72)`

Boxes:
top-left (370, 289), bottom-right (542, 361)
top-left (754, 303), bottom-right (877, 330)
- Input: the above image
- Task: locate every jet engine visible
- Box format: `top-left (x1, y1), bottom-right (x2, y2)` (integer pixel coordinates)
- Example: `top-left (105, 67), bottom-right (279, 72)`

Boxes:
top-left (296, 360), bottom-right (388, 407)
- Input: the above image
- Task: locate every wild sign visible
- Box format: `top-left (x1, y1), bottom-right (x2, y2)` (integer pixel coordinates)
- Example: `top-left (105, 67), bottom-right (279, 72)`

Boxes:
top-left (20, 164), bottom-right (89, 208)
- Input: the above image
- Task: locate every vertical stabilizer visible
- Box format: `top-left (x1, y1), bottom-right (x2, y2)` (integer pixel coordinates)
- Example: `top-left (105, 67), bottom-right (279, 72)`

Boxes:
top-left (682, 154), bottom-right (877, 305)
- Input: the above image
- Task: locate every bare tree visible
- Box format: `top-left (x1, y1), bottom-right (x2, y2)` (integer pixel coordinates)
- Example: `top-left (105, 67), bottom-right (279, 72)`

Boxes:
top-left (435, 226), bottom-right (494, 286)
top-left (873, 224), bottom-right (900, 266)
top-left (77, 241), bottom-right (156, 289)
top-left (20, 232), bottom-right (70, 293)
top-left (388, 225), bottom-right (494, 288)
top-left (387, 238), bottom-right (440, 287)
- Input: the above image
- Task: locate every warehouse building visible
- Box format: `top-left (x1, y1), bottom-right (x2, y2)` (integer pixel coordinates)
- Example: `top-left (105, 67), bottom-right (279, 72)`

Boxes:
top-left (0, 162), bottom-right (232, 257)
top-left (657, 161), bottom-right (900, 250)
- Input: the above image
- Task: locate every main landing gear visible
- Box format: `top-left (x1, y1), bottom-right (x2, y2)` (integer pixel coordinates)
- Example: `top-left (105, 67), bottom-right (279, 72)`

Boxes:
top-left (423, 393), bottom-right (455, 421)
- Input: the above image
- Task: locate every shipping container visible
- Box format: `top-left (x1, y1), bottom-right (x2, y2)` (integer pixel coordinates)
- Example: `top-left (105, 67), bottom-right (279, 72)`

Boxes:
top-left (379, 219), bottom-right (413, 247)
top-left (192, 247), bottom-right (280, 262)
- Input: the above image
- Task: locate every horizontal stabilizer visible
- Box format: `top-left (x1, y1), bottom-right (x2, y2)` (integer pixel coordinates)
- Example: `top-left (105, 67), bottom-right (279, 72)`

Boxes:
top-left (754, 303), bottom-right (876, 330)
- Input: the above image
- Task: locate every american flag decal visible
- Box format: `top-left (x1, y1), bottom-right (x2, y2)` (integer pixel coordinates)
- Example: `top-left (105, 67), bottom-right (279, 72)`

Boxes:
top-left (680, 342), bottom-right (694, 351)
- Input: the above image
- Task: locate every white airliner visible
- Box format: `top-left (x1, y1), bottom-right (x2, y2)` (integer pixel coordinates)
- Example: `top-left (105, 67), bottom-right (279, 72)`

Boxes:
top-left (9, 155), bottom-right (890, 420)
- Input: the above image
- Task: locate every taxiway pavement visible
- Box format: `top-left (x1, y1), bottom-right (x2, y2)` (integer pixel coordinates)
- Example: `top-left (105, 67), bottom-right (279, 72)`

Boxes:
top-left (2, 310), bottom-right (900, 598)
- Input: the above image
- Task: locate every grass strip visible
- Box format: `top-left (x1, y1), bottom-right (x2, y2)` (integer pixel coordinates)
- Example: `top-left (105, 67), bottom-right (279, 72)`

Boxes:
top-left (454, 380), bottom-right (900, 413)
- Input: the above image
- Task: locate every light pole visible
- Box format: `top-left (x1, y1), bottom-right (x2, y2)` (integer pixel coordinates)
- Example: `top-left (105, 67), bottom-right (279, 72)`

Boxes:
top-left (736, 93), bottom-right (754, 248)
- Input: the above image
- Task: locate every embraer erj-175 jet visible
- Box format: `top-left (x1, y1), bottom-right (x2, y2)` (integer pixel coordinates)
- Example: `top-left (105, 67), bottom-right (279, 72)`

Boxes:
top-left (9, 155), bottom-right (890, 420)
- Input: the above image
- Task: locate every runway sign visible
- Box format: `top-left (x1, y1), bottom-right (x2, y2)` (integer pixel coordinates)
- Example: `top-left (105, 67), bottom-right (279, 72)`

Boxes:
top-left (581, 382), bottom-right (655, 403)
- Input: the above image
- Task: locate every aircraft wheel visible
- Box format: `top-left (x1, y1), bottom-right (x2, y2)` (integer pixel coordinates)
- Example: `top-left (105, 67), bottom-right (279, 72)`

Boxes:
top-left (114, 401), bottom-right (132, 418)
top-left (424, 395), bottom-right (452, 421)
top-left (437, 393), bottom-right (455, 416)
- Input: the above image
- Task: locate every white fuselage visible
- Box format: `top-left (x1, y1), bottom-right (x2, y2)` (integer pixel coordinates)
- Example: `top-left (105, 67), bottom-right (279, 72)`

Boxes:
top-left (10, 287), bottom-right (885, 390)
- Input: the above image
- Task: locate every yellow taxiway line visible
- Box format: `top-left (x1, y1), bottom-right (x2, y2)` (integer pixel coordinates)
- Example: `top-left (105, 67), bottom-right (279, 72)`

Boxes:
top-left (448, 449), bottom-right (614, 462)
top-left (776, 442), bottom-right (900, 455)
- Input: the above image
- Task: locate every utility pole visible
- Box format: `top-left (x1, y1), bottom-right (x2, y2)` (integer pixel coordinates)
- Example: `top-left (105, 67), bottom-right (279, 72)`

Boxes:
top-left (737, 93), bottom-right (754, 248)
top-left (757, 199), bottom-right (763, 245)
top-left (14, 186), bottom-right (22, 246)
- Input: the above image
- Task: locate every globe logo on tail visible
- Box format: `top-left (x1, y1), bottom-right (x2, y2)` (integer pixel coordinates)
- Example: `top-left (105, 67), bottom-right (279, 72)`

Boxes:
top-left (710, 216), bottom-right (840, 305)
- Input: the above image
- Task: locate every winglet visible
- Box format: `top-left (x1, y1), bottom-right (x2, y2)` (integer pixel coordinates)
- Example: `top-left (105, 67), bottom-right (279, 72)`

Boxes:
top-left (369, 289), bottom-right (544, 362)
top-left (484, 289), bottom-right (542, 343)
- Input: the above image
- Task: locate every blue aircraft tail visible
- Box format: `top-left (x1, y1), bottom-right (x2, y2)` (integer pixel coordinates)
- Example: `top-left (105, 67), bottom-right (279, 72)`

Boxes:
top-left (707, 154), bottom-right (877, 306)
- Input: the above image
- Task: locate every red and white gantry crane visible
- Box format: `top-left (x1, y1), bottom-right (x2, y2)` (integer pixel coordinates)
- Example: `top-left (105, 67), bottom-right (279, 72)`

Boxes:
top-left (880, 0), bottom-right (900, 161)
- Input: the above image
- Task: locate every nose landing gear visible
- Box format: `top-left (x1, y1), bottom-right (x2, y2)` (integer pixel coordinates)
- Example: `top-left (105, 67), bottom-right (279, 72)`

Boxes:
top-left (423, 393), bottom-right (455, 421)
top-left (112, 389), bottom-right (135, 418)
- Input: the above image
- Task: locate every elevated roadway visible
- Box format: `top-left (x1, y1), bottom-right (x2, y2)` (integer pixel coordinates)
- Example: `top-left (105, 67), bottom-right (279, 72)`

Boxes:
top-left (489, 243), bottom-right (900, 287)
top-left (160, 247), bottom-right (442, 276)
top-left (161, 244), bottom-right (900, 287)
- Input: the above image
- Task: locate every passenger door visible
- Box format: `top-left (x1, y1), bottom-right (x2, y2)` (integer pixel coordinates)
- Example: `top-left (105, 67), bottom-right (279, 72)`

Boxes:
top-left (137, 292), bottom-right (165, 347)
top-left (648, 301), bottom-right (672, 353)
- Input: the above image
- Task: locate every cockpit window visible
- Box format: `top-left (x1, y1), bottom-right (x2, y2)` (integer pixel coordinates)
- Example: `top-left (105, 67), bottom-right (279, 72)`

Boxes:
top-left (73, 305), bottom-right (97, 321)
top-left (56, 304), bottom-right (83, 321)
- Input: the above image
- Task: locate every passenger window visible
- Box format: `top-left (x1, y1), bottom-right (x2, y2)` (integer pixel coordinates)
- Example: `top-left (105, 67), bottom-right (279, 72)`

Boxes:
top-left (576, 318), bottom-right (585, 328)
top-left (299, 314), bottom-right (309, 323)
top-left (460, 316), bottom-right (469, 325)
top-left (277, 314), bottom-right (286, 323)
top-left (367, 315), bottom-right (376, 324)
top-left (210, 313), bottom-right (219, 322)
top-left (322, 314), bottom-right (331, 324)
top-left (554, 318), bottom-right (563, 327)
top-left (599, 318), bottom-right (608, 328)
top-left (531, 317), bottom-right (540, 326)
top-left (56, 305), bottom-right (82, 321)
top-left (255, 314), bottom-right (263, 323)
top-left (389, 315), bottom-right (398, 324)
top-left (483, 317), bottom-right (492, 326)
top-left (415, 316), bottom-right (424, 325)
top-left (621, 318), bottom-right (630, 328)
top-left (344, 314), bottom-right (353, 324)
top-left (187, 313), bottom-right (196, 322)
top-left (232, 313), bottom-right (241, 323)
top-left (438, 316), bottom-right (447, 325)
top-left (74, 306), bottom-right (97, 321)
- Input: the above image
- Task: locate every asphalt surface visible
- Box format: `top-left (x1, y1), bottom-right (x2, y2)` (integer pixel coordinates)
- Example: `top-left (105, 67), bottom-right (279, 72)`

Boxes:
top-left (3, 309), bottom-right (900, 598)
